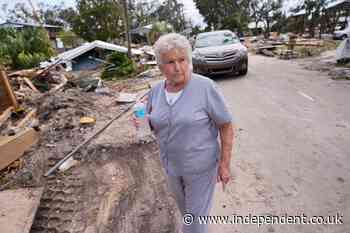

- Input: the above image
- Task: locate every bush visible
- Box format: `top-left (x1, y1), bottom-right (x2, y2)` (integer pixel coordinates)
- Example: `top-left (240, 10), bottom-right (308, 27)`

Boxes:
top-left (0, 27), bottom-right (54, 69)
top-left (101, 52), bottom-right (136, 80)
top-left (16, 51), bottom-right (47, 69)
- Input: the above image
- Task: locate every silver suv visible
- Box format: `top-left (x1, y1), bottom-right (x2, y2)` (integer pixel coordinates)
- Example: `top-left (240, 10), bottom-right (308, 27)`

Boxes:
top-left (192, 30), bottom-right (248, 76)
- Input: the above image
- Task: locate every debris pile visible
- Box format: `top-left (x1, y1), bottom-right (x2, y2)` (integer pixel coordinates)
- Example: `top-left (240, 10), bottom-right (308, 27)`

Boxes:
top-left (298, 49), bottom-right (350, 81)
top-left (0, 61), bottom-right (181, 233)
top-left (248, 33), bottom-right (339, 60)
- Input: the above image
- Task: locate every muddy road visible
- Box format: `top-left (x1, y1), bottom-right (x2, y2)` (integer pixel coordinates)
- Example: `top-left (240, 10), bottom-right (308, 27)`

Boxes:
top-left (209, 54), bottom-right (350, 233)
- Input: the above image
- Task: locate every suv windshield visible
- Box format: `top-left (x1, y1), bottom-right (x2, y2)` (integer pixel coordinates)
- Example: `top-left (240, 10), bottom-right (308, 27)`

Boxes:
top-left (195, 33), bottom-right (239, 48)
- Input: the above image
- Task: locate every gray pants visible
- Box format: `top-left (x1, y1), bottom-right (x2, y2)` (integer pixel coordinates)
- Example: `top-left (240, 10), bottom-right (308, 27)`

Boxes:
top-left (167, 166), bottom-right (218, 233)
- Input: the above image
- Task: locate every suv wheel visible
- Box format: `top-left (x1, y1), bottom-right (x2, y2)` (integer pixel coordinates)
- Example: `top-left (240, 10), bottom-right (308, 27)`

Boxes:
top-left (341, 34), bottom-right (348, 40)
top-left (239, 60), bottom-right (248, 76)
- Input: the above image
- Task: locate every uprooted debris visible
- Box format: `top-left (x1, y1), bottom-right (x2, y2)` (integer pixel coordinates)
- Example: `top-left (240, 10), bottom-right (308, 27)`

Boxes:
top-left (297, 49), bottom-right (350, 81)
top-left (1, 64), bottom-right (180, 233)
top-left (328, 68), bottom-right (350, 80)
top-left (248, 33), bottom-right (339, 60)
top-left (6, 65), bottom-right (71, 107)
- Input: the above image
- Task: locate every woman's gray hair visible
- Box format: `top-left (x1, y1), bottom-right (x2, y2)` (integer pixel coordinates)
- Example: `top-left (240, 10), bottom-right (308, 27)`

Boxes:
top-left (153, 33), bottom-right (192, 65)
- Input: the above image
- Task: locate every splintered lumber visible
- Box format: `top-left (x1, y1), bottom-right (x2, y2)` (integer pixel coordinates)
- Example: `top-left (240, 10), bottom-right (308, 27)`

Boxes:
top-left (0, 128), bottom-right (39, 171)
top-left (23, 77), bottom-right (40, 93)
top-left (8, 69), bottom-right (39, 78)
top-left (0, 69), bottom-right (18, 112)
top-left (0, 187), bottom-right (44, 233)
top-left (0, 107), bottom-right (13, 128)
top-left (49, 74), bottom-right (67, 93)
top-left (15, 109), bottom-right (37, 129)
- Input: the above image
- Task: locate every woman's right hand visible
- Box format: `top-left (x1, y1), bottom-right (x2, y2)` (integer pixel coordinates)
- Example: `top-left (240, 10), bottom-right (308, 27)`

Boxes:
top-left (131, 95), bottom-right (150, 128)
top-left (131, 115), bottom-right (140, 128)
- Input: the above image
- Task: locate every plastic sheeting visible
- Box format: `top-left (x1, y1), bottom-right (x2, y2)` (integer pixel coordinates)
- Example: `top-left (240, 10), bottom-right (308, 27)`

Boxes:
top-left (336, 38), bottom-right (350, 61)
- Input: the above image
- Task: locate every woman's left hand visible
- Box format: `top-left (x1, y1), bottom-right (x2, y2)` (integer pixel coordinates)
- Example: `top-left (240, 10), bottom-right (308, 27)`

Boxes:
top-left (217, 162), bottom-right (231, 190)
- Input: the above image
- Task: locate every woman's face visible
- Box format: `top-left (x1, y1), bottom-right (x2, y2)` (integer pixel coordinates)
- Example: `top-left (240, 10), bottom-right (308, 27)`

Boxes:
top-left (159, 48), bottom-right (191, 87)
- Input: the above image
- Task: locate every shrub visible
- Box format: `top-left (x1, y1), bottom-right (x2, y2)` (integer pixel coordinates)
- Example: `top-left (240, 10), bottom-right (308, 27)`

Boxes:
top-left (0, 27), bottom-right (54, 69)
top-left (101, 52), bottom-right (136, 80)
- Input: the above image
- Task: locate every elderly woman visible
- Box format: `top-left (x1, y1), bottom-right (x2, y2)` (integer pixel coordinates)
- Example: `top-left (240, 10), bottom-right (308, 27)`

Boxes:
top-left (146, 33), bottom-right (234, 233)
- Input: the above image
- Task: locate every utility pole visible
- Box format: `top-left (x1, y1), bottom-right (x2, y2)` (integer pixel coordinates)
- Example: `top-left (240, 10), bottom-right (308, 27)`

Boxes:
top-left (122, 0), bottom-right (132, 58)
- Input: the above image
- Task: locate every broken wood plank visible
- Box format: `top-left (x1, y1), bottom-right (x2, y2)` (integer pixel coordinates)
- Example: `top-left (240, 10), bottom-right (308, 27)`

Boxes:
top-left (14, 91), bottom-right (25, 98)
top-left (8, 69), bottom-right (39, 78)
top-left (15, 109), bottom-right (37, 129)
top-left (23, 77), bottom-right (40, 93)
top-left (0, 128), bottom-right (39, 171)
top-left (49, 74), bottom-right (67, 93)
top-left (0, 187), bottom-right (44, 233)
top-left (0, 69), bottom-right (18, 112)
top-left (0, 107), bottom-right (13, 128)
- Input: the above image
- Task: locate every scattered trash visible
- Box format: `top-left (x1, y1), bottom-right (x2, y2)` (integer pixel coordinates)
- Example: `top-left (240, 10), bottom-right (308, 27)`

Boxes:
top-left (116, 93), bottom-right (137, 103)
top-left (137, 68), bottom-right (161, 79)
top-left (58, 157), bottom-right (79, 172)
top-left (80, 116), bottom-right (96, 125)
top-left (279, 50), bottom-right (299, 60)
top-left (248, 34), bottom-right (338, 60)
top-left (260, 49), bottom-right (275, 57)
top-left (76, 77), bottom-right (100, 92)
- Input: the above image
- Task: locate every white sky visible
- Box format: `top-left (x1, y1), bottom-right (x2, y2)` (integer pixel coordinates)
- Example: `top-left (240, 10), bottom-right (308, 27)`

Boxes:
top-left (0, 0), bottom-right (299, 26)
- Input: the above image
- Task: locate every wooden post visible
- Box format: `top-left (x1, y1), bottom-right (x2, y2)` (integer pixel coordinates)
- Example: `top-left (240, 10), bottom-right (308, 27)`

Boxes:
top-left (0, 68), bottom-right (18, 113)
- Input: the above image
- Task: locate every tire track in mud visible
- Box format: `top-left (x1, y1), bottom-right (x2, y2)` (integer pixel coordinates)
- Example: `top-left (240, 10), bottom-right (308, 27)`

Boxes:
top-left (30, 143), bottom-right (180, 233)
top-left (30, 155), bottom-right (86, 233)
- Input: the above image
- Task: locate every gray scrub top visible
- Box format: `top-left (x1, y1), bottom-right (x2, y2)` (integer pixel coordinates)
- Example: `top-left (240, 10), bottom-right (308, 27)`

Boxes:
top-left (147, 73), bottom-right (233, 176)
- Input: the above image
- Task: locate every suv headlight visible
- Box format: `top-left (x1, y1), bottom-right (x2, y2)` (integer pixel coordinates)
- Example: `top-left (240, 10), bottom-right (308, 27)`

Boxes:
top-left (237, 48), bottom-right (247, 57)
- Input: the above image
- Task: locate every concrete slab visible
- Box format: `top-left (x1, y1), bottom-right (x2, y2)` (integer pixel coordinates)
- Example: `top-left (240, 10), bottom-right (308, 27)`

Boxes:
top-left (0, 187), bottom-right (44, 233)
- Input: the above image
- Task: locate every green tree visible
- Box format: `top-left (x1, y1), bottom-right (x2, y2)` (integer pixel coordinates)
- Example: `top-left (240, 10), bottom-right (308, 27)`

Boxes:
top-left (58, 7), bottom-right (78, 27)
top-left (0, 27), bottom-right (54, 69)
top-left (194, 0), bottom-right (249, 32)
top-left (4, 2), bottom-right (78, 30)
top-left (72, 0), bottom-right (124, 42)
top-left (57, 30), bottom-right (81, 48)
top-left (291, 0), bottom-right (330, 37)
top-left (249, 0), bottom-right (283, 37)
top-left (152, 0), bottom-right (186, 32)
top-left (130, 1), bottom-right (155, 28)
top-left (271, 12), bottom-right (289, 33)
top-left (148, 21), bottom-right (174, 44)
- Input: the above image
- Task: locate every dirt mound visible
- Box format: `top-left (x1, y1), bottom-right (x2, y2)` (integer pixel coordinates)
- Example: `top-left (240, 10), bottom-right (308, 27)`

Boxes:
top-left (30, 143), bottom-right (180, 233)
top-left (1, 75), bottom-right (179, 233)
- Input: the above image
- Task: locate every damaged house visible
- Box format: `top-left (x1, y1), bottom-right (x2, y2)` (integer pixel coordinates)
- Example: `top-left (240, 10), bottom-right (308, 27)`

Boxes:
top-left (43, 40), bottom-right (143, 71)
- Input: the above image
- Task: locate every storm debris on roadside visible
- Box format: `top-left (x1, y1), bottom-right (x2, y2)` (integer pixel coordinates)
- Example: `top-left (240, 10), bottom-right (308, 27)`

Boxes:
top-left (0, 58), bottom-right (180, 233)
top-left (248, 33), bottom-right (338, 59)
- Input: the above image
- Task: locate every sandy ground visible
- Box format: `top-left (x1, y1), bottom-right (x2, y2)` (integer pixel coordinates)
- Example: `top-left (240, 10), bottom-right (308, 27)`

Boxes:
top-left (2, 54), bottom-right (350, 233)
top-left (209, 54), bottom-right (350, 233)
